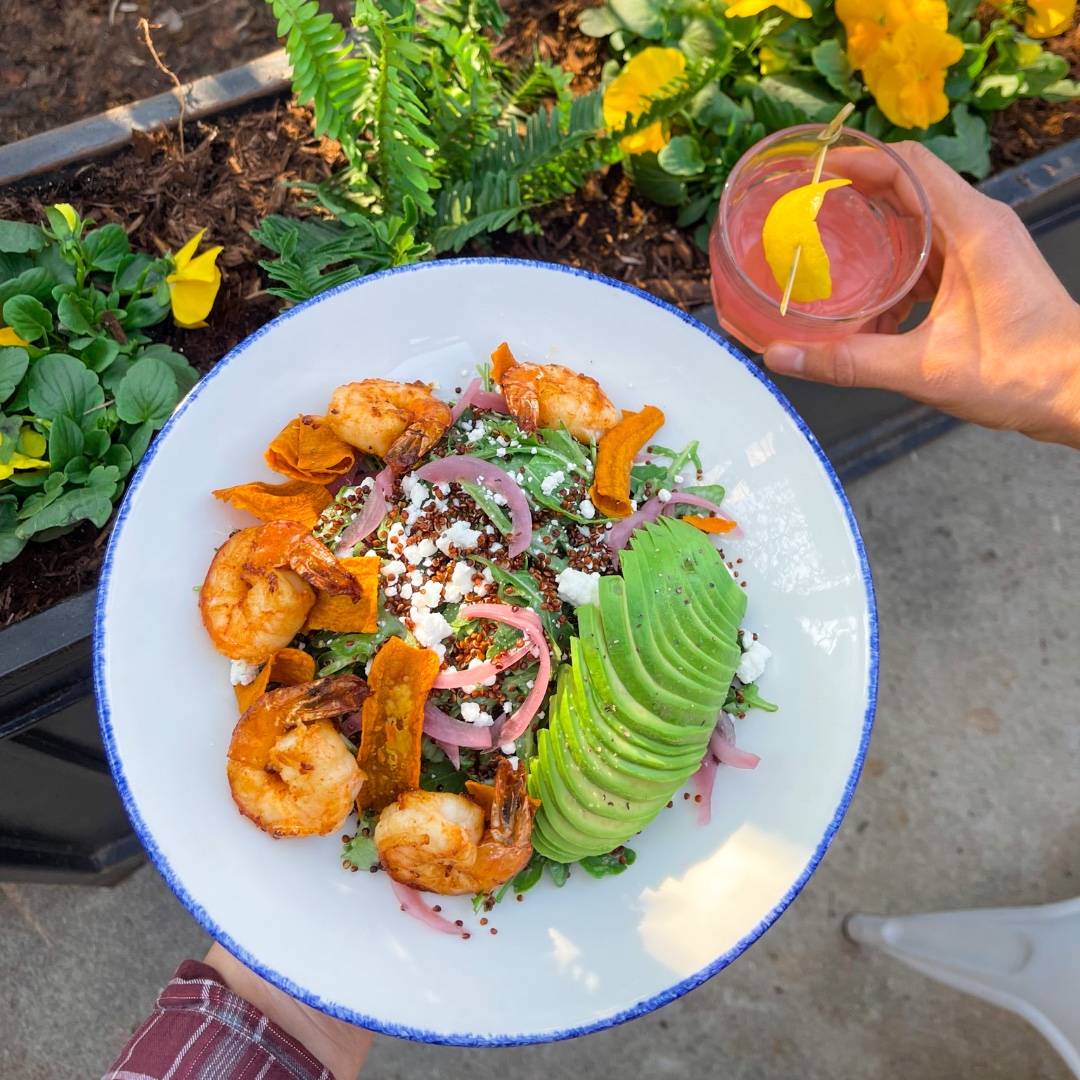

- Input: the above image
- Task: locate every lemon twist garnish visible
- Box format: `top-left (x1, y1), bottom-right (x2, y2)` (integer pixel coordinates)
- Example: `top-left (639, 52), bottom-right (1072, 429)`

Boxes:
top-left (762, 178), bottom-right (852, 305)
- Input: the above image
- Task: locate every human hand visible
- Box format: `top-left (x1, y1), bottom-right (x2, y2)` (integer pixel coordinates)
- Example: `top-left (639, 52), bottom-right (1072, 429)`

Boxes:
top-left (763, 141), bottom-right (1080, 450)
top-left (205, 943), bottom-right (374, 1080)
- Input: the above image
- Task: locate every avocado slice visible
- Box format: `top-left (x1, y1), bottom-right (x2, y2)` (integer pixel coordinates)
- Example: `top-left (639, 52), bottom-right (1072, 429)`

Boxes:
top-left (620, 552), bottom-right (732, 699)
top-left (597, 576), bottom-right (717, 725)
top-left (578, 608), bottom-right (712, 747)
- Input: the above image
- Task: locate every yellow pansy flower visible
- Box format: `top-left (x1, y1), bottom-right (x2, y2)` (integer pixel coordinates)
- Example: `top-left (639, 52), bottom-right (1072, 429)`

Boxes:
top-left (989, 0), bottom-right (1075, 39)
top-left (0, 327), bottom-right (30, 348)
top-left (166, 228), bottom-right (224, 329)
top-left (759, 46), bottom-right (789, 73)
top-left (19, 426), bottom-right (47, 458)
top-left (836, 0), bottom-right (948, 69)
top-left (1015, 41), bottom-right (1044, 66)
top-left (0, 433), bottom-right (48, 481)
top-left (863, 21), bottom-right (964, 129)
top-left (603, 47), bottom-right (687, 154)
top-left (53, 203), bottom-right (79, 234)
top-left (725, 0), bottom-right (812, 18)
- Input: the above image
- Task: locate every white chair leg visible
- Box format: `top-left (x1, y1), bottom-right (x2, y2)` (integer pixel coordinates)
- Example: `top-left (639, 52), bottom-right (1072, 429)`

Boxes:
top-left (844, 897), bottom-right (1080, 1078)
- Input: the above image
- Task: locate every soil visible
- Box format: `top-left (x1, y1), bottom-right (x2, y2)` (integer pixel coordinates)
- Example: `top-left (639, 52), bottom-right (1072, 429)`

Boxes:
top-left (0, 1), bottom-right (1077, 627)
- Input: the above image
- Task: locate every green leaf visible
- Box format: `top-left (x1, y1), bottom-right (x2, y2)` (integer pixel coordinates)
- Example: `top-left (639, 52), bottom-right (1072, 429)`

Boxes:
top-left (0, 497), bottom-right (26, 563)
top-left (0, 414), bottom-right (21, 463)
top-left (123, 295), bottom-right (171, 330)
top-left (510, 852), bottom-right (546, 894)
top-left (27, 353), bottom-right (104, 422)
top-left (341, 814), bottom-right (381, 870)
top-left (1039, 78), bottom-right (1080, 102)
top-left (138, 343), bottom-right (198, 397)
top-left (3, 295), bottom-right (53, 342)
top-left (114, 357), bottom-right (178, 428)
top-left (115, 253), bottom-right (155, 292)
top-left (608, 0), bottom-right (662, 37)
top-left (623, 152), bottom-right (687, 206)
top-left (974, 71), bottom-right (1022, 110)
top-left (102, 442), bottom-right (133, 477)
top-left (679, 16), bottom-right (727, 62)
top-left (578, 846), bottom-right (636, 878)
top-left (0, 267), bottom-right (56, 308)
top-left (577, 5), bottom-right (622, 37)
top-left (920, 104), bottom-right (990, 179)
top-left (57, 292), bottom-right (97, 335)
top-left (546, 859), bottom-right (571, 887)
top-left (0, 347), bottom-right (29, 403)
top-left (63, 455), bottom-right (91, 484)
top-left (755, 75), bottom-right (841, 126)
top-left (0, 221), bottom-right (47, 255)
top-left (657, 135), bottom-right (705, 177)
top-left (124, 420), bottom-right (154, 466)
top-left (101, 354), bottom-right (133, 394)
top-left (83, 428), bottom-right (111, 460)
top-left (15, 469), bottom-right (119, 539)
top-left (811, 39), bottom-right (861, 99)
top-left (79, 336), bottom-right (120, 374)
top-left (682, 483), bottom-right (726, 504)
top-left (45, 206), bottom-right (80, 240)
top-left (82, 224), bottom-right (130, 272)
top-left (48, 414), bottom-right (84, 471)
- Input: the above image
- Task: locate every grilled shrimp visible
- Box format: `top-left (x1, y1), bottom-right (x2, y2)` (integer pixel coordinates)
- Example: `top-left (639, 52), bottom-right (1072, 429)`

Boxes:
top-left (375, 759), bottom-right (534, 895)
top-left (326, 379), bottom-right (452, 473)
top-left (227, 676), bottom-right (369, 838)
top-left (200, 520), bottom-right (361, 664)
top-left (499, 361), bottom-right (620, 444)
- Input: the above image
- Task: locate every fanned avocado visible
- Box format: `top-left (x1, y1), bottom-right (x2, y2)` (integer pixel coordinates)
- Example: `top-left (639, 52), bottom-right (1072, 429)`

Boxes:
top-left (530, 518), bottom-right (747, 864)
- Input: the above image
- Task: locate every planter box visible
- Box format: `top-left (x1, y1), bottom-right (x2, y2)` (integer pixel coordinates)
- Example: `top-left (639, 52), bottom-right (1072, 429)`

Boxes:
top-left (1, 66), bottom-right (1078, 882)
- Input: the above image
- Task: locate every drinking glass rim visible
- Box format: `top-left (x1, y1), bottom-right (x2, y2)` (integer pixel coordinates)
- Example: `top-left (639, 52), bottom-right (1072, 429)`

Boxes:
top-left (718, 124), bottom-right (933, 325)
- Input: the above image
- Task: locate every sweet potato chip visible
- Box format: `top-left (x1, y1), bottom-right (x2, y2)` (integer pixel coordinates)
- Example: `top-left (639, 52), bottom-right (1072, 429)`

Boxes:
top-left (212, 479), bottom-right (333, 530)
top-left (589, 405), bottom-right (666, 519)
top-left (302, 555), bottom-right (381, 634)
top-left (234, 648), bottom-right (316, 715)
top-left (491, 341), bottom-right (518, 384)
top-left (265, 415), bottom-right (355, 484)
top-left (681, 514), bottom-right (738, 535)
top-left (356, 637), bottom-right (440, 812)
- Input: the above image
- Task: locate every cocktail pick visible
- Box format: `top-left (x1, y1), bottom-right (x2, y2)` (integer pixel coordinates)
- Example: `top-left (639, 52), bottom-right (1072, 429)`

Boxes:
top-left (779, 102), bottom-right (857, 318)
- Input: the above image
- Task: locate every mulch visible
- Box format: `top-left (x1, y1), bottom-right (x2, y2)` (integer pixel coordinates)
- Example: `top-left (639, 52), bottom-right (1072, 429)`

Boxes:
top-left (0, 1), bottom-right (1076, 626)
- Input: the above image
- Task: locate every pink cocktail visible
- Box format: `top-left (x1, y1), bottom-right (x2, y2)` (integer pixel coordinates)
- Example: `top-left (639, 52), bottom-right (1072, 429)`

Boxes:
top-left (709, 126), bottom-right (932, 354)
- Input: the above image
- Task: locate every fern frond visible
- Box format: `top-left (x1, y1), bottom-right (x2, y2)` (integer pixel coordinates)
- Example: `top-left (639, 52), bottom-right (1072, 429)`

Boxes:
top-left (430, 173), bottom-right (525, 252)
top-left (269, 0), bottom-right (366, 163)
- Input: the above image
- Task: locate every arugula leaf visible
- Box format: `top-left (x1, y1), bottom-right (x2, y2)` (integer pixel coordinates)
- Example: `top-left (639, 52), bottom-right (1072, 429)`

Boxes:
top-left (578, 846), bottom-right (636, 878)
top-left (682, 483), bottom-right (725, 504)
top-left (314, 604), bottom-right (408, 675)
top-left (342, 813), bottom-right (381, 870)
top-left (461, 479), bottom-right (513, 536)
top-left (546, 859), bottom-right (571, 887)
top-left (0, 347), bottom-right (29, 403)
top-left (510, 851), bottom-right (546, 894)
top-left (114, 356), bottom-right (178, 428)
top-left (724, 681), bottom-right (778, 713)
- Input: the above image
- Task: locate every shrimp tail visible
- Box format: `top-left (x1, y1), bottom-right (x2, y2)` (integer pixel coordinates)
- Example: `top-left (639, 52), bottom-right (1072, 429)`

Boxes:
top-left (489, 758), bottom-right (532, 846)
top-left (289, 675), bottom-right (370, 723)
top-left (256, 520), bottom-right (361, 599)
top-left (384, 401), bottom-right (453, 473)
top-left (501, 372), bottom-right (540, 434)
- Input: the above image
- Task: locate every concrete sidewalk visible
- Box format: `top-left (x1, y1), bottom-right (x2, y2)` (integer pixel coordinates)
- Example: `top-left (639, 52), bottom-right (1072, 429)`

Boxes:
top-left (2, 423), bottom-right (1077, 1080)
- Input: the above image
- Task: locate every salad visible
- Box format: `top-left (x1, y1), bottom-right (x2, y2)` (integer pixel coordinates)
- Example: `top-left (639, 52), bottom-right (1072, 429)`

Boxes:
top-left (198, 344), bottom-right (775, 934)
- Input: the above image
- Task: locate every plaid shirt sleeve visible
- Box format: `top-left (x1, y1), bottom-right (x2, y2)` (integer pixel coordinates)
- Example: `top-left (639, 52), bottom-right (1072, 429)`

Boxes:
top-left (102, 960), bottom-right (334, 1080)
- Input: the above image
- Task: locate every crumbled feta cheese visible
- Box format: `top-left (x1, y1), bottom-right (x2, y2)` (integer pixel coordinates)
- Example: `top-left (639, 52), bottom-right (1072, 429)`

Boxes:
top-left (460, 701), bottom-right (495, 727)
top-left (384, 585), bottom-right (398, 597)
top-left (436, 520), bottom-right (482, 556)
top-left (435, 482), bottom-right (450, 495)
top-left (412, 580), bottom-right (444, 609)
top-left (489, 542), bottom-right (503, 553)
top-left (409, 481), bottom-right (430, 507)
top-left (403, 538), bottom-right (437, 565)
top-left (556, 567), bottom-right (601, 608)
top-left (673, 474), bottom-right (685, 484)
top-left (442, 560), bottom-right (476, 603)
top-left (495, 447), bottom-right (506, 457)
top-left (482, 568), bottom-right (494, 584)
top-left (736, 634), bottom-right (772, 684)
top-left (380, 560), bottom-right (407, 578)
top-left (409, 569), bottom-right (424, 587)
top-left (359, 476), bottom-right (375, 490)
top-left (657, 488), bottom-right (672, 503)
top-left (500, 741), bottom-right (517, 754)
top-left (540, 469), bottom-right (565, 496)
top-left (229, 659), bottom-right (261, 687)
top-left (506, 755), bottom-right (520, 770)
top-left (386, 522), bottom-right (407, 551)
top-left (578, 498), bottom-right (595, 520)
top-left (399, 583), bottom-right (414, 600)
top-left (491, 493), bottom-right (507, 506)
top-left (466, 421), bottom-right (487, 443)
top-left (412, 609), bottom-right (454, 648)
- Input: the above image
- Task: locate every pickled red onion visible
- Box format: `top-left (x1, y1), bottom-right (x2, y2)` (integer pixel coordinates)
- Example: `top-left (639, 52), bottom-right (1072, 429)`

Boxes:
top-left (432, 638), bottom-right (532, 688)
top-left (459, 603), bottom-right (550, 745)
top-left (336, 465), bottom-right (394, 553)
top-left (414, 455), bottom-right (531, 557)
top-left (390, 879), bottom-right (465, 936)
top-left (691, 755), bottom-right (718, 826)
top-left (661, 491), bottom-right (738, 529)
top-left (435, 740), bottom-right (461, 770)
top-left (450, 378), bottom-right (509, 424)
top-left (423, 700), bottom-right (493, 750)
top-left (709, 723), bottom-right (760, 770)
top-left (606, 492), bottom-right (738, 565)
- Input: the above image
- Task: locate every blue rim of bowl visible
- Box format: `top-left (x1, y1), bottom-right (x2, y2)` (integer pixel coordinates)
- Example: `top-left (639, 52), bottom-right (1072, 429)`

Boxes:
top-left (94, 256), bottom-right (879, 1047)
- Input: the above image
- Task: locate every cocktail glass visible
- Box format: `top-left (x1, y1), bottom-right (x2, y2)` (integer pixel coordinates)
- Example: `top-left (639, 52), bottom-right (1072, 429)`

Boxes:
top-left (709, 126), bottom-right (932, 354)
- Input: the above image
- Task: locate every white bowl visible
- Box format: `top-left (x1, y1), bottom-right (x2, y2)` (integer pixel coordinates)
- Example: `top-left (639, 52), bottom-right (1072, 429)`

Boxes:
top-left (94, 258), bottom-right (877, 1045)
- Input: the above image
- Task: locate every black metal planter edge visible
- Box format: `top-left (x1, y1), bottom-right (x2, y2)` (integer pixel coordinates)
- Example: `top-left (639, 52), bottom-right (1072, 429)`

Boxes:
top-left (1, 59), bottom-right (1079, 883)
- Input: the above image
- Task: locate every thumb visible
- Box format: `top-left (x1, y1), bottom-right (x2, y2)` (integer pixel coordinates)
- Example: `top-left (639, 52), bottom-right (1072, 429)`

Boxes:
top-left (763, 328), bottom-right (930, 396)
